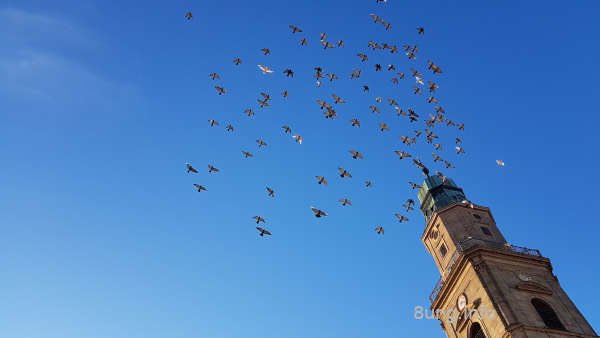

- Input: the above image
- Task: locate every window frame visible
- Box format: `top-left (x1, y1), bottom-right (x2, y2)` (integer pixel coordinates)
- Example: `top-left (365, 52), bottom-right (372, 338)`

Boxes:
top-left (469, 322), bottom-right (486, 338)
top-left (480, 226), bottom-right (493, 236)
top-left (439, 243), bottom-right (448, 258)
top-left (531, 298), bottom-right (566, 331)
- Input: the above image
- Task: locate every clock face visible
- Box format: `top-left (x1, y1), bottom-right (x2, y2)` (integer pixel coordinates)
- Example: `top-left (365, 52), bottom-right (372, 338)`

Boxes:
top-left (457, 294), bottom-right (467, 311)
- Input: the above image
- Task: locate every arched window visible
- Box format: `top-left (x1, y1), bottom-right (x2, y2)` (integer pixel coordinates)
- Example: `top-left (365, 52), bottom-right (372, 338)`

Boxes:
top-left (469, 323), bottom-right (486, 338)
top-left (531, 298), bottom-right (566, 330)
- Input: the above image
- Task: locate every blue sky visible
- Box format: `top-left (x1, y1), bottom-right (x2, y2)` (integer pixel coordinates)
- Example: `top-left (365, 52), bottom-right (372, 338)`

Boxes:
top-left (1, 1), bottom-right (600, 337)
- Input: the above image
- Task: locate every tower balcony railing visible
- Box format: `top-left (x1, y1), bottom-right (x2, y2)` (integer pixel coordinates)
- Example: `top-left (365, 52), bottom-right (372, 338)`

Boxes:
top-left (457, 237), bottom-right (543, 258)
top-left (509, 244), bottom-right (543, 257)
top-left (430, 277), bottom-right (445, 304)
top-left (429, 238), bottom-right (544, 303)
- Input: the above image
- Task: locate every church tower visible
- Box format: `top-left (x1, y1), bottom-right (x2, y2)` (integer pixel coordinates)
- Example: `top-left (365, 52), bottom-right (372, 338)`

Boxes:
top-left (418, 175), bottom-right (598, 338)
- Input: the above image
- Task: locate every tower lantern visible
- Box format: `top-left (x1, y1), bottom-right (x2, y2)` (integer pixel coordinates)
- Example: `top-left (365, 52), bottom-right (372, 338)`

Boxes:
top-left (417, 175), bottom-right (467, 221)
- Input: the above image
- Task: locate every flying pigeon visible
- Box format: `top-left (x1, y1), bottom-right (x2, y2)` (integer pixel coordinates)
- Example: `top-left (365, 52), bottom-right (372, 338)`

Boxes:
top-left (339, 198), bottom-right (352, 206)
top-left (289, 25), bottom-right (303, 33)
top-left (186, 163), bottom-right (198, 174)
top-left (315, 176), bottom-right (328, 185)
top-left (349, 150), bottom-right (364, 159)
top-left (256, 227), bottom-right (272, 236)
top-left (338, 167), bottom-right (352, 178)
top-left (311, 207), bottom-right (328, 218)
top-left (258, 64), bottom-right (274, 74)
top-left (395, 214), bottom-right (409, 223)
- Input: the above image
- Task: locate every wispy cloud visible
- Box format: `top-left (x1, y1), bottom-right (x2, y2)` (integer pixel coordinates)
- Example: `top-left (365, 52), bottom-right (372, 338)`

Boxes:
top-left (0, 50), bottom-right (141, 114)
top-left (0, 8), bottom-right (141, 115)
top-left (0, 8), bottom-right (97, 51)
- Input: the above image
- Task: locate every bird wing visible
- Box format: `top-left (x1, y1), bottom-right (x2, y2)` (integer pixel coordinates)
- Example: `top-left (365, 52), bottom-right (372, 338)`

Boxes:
top-left (187, 164), bottom-right (198, 173)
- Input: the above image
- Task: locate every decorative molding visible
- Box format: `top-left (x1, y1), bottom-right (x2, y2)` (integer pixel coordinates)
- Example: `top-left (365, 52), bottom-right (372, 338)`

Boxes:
top-left (507, 324), bottom-right (599, 338)
top-left (515, 281), bottom-right (553, 295)
top-left (455, 309), bottom-right (469, 332)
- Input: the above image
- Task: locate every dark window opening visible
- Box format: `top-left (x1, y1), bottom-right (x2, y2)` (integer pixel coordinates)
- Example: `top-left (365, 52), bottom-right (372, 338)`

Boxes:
top-left (480, 226), bottom-right (492, 236)
top-left (439, 244), bottom-right (447, 257)
top-left (469, 323), bottom-right (486, 338)
top-left (531, 298), bottom-right (566, 331)
top-left (473, 213), bottom-right (481, 220)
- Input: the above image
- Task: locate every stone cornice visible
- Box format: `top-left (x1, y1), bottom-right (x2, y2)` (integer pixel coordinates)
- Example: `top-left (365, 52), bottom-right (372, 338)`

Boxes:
top-left (430, 245), bottom-right (552, 310)
top-left (505, 323), bottom-right (599, 338)
top-left (515, 281), bottom-right (553, 295)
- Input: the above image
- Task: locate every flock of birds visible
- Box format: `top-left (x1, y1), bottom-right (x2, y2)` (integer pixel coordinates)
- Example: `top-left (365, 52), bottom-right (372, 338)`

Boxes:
top-left (183, 2), bottom-right (505, 238)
